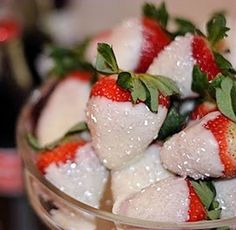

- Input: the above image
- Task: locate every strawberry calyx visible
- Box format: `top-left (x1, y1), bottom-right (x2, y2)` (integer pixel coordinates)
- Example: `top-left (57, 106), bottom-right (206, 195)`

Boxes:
top-left (48, 41), bottom-right (95, 78)
top-left (189, 179), bottom-right (222, 221)
top-left (95, 43), bottom-right (179, 112)
top-left (192, 67), bottom-right (236, 123)
top-left (90, 76), bottom-right (170, 108)
top-left (142, 2), bottom-right (169, 29)
top-left (27, 121), bottom-right (88, 152)
top-left (186, 179), bottom-right (207, 222)
top-left (90, 76), bottom-right (131, 102)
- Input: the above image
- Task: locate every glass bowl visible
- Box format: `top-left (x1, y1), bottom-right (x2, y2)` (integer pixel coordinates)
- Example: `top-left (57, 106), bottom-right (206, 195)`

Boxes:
top-left (17, 82), bottom-right (236, 230)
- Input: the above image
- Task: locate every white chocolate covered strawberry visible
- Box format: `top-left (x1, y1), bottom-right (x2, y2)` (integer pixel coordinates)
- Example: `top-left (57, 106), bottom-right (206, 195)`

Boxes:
top-left (161, 111), bottom-right (236, 179)
top-left (112, 143), bottom-right (173, 204)
top-left (113, 177), bottom-right (207, 222)
top-left (36, 71), bottom-right (91, 145)
top-left (86, 76), bottom-right (169, 169)
top-left (86, 4), bottom-right (170, 73)
top-left (37, 141), bottom-right (108, 207)
top-left (148, 34), bottom-right (220, 98)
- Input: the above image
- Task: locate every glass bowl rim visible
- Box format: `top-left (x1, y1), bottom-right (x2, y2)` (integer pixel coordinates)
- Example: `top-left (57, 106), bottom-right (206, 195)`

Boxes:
top-left (17, 83), bottom-right (236, 229)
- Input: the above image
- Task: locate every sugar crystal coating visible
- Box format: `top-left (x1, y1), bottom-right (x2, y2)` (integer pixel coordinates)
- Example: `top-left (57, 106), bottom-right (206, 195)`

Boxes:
top-left (86, 96), bottom-right (168, 169)
top-left (112, 143), bottom-right (173, 204)
top-left (148, 34), bottom-right (196, 98)
top-left (45, 143), bottom-right (108, 207)
top-left (113, 177), bottom-right (189, 222)
top-left (160, 111), bottom-right (224, 179)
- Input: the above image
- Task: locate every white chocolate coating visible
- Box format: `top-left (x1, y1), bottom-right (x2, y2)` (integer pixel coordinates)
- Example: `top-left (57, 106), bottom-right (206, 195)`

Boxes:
top-left (85, 18), bottom-right (143, 71)
top-left (45, 143), bottom-right (108, 207)
top-left (148, 34), bottom-right (197, 98)
top-left (215, 178), bottom-right (236, 218)
top-left (160, 111), bottom-right (224, 179)
top-left (86, 97), bottom-right (167, 169)
top-left (113, 177), bottom-right (189, 222)
top-left (112, 144), bottom-right (173, 204)
top-left (37, 77), bottom-right (90, 145)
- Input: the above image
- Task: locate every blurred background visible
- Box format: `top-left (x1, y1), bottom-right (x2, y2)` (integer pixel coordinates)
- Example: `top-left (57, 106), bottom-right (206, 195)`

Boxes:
top-left (0, 0), bottom-right (235, 229)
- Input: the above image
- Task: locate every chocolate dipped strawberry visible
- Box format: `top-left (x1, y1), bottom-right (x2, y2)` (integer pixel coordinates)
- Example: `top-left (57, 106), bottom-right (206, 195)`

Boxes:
top-left (190, 101), bottom-right (217, 121)
top-left (37, 140), bottom-right (108, 207)
top-left (86, 44), bottom-right (179, 169)
top-left (85, 3), bottom-right (171, 73)
top-left (161, 111), bottom-right (236, 179)
top-left (114, 177), bottom-right (221, 222)
top-left (147, 13), bottom-right (230, 98)
top-left (112, 143), bottom-right (173, 204)
top-left (37, 70), bottom-right (92, 145)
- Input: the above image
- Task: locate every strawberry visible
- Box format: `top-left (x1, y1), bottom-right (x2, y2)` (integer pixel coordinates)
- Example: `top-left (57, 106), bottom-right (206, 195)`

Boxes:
top-left (90, 76), bottom-right (169, 106)
top-left (37, 141), bottom-right (108, 207)
top-left (135, 17), bottom-right (171, 73)
top-left (113, 177), bottom-right (207, 222)
top-left (66, 70), bottom-right (92, 82)
top-left (148, 34), bottom-right (197, 98)
top-left (204, 114), bottom-right (236, 177)
top-left (192, 36), bottom-right (220, 81)
top-left (148, 33), bottom-right (221, 99)
top-left (36, 70), bottom-right (92, 145)
top-left (161, 111), bottom-right (236, 179)
top-left (214, 178), bottom-right (236, 218)
top-left (86, 75), bottom-right (169, 169)
top-left (37, 141), bottom-right (85, 173)
top-left (85, 17), bottom-right (170, 72)
top-left (190, 101), bottom-right (217, 120)
top-left (112, 143), bottom-right (173, 204)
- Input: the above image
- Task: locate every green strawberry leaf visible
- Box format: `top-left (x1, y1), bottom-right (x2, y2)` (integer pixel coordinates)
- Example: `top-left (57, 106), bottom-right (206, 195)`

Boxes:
top-left (231, 83), bottom-right (236, 115)
top-left (96, 43), bottom-right (119, 74)
top-left (207, 12), bottom-right (230, 47)
top-left (215, 77), bottom-right (236, 122)
top-left (27, 121), bottom-right (88, 152)
top-left (158, 105), bottom-right (187, 140)
top-left (74, 38), bottom-right (91, 60)
top-left (207, 209), bottom-right (222, 220)
top-left (117, 72), bottom-right (179, 113)
top-left (209, 74), bottom-right (225, 95)
top-left (191, 180), bottom-right (215, 209)
top-left (213, 52), bottom-right (236, 78)
top-left (173, 18), bottom-right (197, 36)
top-left (117, 72), bottom-right (133, 90)
top-left (64, 121), bottom-right (88, 137)
top-left (191, 180), bottom-right (222, 220)
top-left (131, 78), bottom-right (147, 103)
top-left (192, 65), bottom-right (210, 96)
top-left (142, 2), bottom-right (169, 28)
top-left (49, 44), bottom-right (95, 77)
top-left (27, 133), bottom-right (42, 151)
top-left (140, 77), bottom-right (159, 112)
top-left (154, 75), bottom-right (180, 96)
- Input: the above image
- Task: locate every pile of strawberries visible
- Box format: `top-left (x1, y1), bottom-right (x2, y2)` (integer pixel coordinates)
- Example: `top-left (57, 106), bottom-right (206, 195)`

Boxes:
top-left (30, 2), bottom-right (236, 227)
